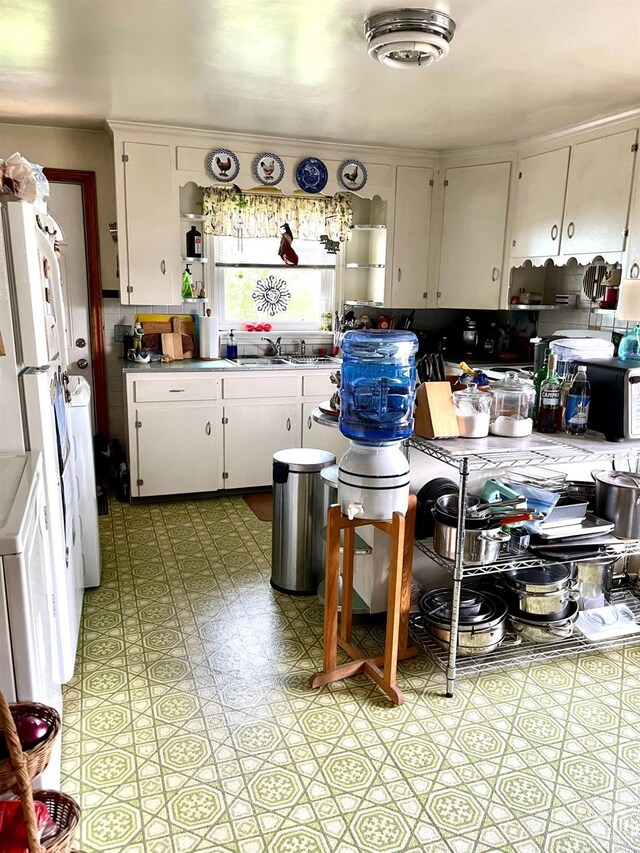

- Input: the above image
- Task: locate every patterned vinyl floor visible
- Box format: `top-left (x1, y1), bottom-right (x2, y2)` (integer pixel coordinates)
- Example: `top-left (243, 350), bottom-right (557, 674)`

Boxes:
top-left (61, 496), bottom-right (640, 853)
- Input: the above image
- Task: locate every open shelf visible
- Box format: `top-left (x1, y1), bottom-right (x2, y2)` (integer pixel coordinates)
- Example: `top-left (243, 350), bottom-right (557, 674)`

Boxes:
top-left (180, 213), bottom-right (205, 221)
top-left (182, 256), bottom-right (209, 264)
top-left (409, 433), bottom-right (640, 472)
top-left (351, 224), bottom-right (387, 231)
top-left (415, 536), bottom-right (640, 578)
top-left (346, 263), bottom-right (385, 269)
top-left (409, 586), bottom-right (640, 678)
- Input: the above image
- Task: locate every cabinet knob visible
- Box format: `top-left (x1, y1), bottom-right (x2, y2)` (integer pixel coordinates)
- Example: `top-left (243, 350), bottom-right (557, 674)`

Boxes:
top-left (491, 267), bottom-right (500, 282)
top-left (567, 221), bottom-right (575, 239)
top-left (160, 259), bottom-right (166, 275)
top-left (551, 224), bottom-right (558, 241)
top-left (205, 421), bottom-right (211, 436)
top-left (286, 417), bottom-right (292, 432)
top-left (397, 267), bottom-right (402, 282)
top-left (307, 415), bottom-right (312, 430)
top-left (631, 262), bottom-right (640, 280)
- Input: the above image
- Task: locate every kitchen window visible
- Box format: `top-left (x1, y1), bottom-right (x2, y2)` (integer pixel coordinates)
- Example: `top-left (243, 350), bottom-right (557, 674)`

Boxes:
top-left (213, 235), bottom-right (336, 330)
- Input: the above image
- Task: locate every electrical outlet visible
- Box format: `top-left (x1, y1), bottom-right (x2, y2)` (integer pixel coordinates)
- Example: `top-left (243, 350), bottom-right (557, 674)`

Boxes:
top-left (114, 324), bottom-right (132, 343)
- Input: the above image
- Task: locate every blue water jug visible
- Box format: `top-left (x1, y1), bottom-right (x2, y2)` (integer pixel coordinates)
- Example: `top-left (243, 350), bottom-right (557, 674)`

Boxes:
top-left (339, 329), bottom-right (418, 443)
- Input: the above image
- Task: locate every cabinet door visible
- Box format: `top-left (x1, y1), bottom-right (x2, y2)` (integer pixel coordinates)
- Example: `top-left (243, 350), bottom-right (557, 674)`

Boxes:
top-left (122, 141), bottom-right (175, 304)
top-left (512, 147), bottom-right (570, 258)
top-left (390, 166), bottom-right (433, 308)
top-left (136, 404), bottom-right (218, 497)
top-left (302, 402), bottom-right (349, 461)
top-left (561, 129), bottom-right (637, 255)
top-left (437, 162), bottom-right (511, 309)
top-left (223, 403), bottom-right (299, 489)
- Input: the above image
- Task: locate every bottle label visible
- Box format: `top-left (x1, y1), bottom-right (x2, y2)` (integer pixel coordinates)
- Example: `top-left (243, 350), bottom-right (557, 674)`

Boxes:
top-left (541, 388), bottom-right (560, 406)
top-left (194, 236), bottom-right (202, 253)
top-left (566, 397), bottom-right (590, 425)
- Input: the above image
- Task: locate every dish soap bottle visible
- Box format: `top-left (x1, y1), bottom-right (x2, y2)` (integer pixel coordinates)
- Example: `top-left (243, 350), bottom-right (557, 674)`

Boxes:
top-left (181, 264), bottom-right (195, 300)
top-left (226, 329), bottom-right (238, 360)
top-left (186, 225), bottom-right (202, 259)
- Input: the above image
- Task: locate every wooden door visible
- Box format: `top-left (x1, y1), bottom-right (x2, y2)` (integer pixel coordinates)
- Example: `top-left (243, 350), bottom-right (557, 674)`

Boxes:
top-left (390, 166), bottom-right (433, 307)
top-left (223, 402), bottom-right (300, 489)
top-left (561, 129), bottom-right (637, 255)
top-left (122, 142), bottom-right (175, 305)
top-left (136, 404), bottom-right (218, 497)
top-left (437, 162), bottom-right (511, 309)
top-left (512, 147), bottom-right (570, 258)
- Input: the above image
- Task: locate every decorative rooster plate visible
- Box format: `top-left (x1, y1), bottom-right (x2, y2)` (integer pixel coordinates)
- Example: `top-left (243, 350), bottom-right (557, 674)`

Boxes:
top-left (338, 159), bottom-right (368, 191)
top-left (296, 157), bottom-right (328, 194)
top-left (252, 152), bottom-right (285, 186)
top-left (206, 148), bottom-right (240, 183)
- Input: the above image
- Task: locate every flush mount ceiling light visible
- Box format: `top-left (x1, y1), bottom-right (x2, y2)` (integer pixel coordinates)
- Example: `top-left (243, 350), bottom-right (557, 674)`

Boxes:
top-left (364, 8), bottom-right (456, 69)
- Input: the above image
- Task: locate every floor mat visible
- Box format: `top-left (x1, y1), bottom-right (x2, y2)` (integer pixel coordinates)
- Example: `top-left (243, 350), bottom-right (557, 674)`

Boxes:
top-left (243, 490), bottom-right (273, 521)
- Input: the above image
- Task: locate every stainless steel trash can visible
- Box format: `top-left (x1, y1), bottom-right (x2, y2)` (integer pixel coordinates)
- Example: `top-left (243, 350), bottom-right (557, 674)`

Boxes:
top-left (271, 448), bottom-right (336, 594)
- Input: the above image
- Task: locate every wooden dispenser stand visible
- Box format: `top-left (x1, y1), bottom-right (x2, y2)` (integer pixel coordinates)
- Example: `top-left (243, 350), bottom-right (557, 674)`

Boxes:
top-left (310, 495), bottom-right (417, 705)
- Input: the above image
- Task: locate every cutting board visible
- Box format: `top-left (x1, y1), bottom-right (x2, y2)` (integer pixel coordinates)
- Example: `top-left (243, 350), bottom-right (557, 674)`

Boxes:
top-left (161, 317), bottom-right (184, 360)
top-left (137, 313), bottom-right (196, 359)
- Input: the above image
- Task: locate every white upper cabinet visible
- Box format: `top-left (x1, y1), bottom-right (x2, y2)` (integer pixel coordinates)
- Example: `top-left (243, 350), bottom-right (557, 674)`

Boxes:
top-left (390, 166), bottom-right (433, 308)
top-left (512, 147), bottom-right (570, 258)
top-left (437, 162), bottom-right (511, 310)
top-left (119, 141), bottom-right (176, 305)
top-left (560, 129), bottom-right (637, 256)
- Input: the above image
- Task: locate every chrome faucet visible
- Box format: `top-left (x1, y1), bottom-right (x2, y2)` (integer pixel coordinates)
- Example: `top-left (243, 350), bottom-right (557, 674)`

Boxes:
top-left (299, 339), bottom-right (306, 357)
top-left (261, 336), bottom-right (282, 356)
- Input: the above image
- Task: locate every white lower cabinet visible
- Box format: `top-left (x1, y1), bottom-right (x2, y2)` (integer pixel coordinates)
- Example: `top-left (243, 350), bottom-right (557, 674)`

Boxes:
top-left (134, 404), bottom-right (219, 497)
top-left (223, 402), bottom-right (299, 489)
top-left (302, 402), bottom-right (349, 461)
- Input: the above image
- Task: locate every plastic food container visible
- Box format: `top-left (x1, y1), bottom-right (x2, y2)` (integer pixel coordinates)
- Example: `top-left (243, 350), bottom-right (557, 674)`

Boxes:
top-left (452, 386), bottom-right (492, 438)
top-left (489, 371), bottom-right (535, 437)
top-left (339, 329), bottom-right (418, 443)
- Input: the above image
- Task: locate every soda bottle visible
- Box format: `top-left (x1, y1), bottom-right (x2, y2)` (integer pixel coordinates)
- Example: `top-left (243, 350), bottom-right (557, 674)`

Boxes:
top-left (537, 353), bottom-right (562, 434)
top-left (565, 365), bottom-right (591, 435)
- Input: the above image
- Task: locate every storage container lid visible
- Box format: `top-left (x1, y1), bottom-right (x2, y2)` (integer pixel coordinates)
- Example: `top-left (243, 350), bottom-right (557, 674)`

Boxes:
top-left (273, 448), bottom-right (336, 473)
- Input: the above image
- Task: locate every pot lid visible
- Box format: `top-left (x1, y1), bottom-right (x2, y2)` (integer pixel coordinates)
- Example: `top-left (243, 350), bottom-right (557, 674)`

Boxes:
top-left (594, 470), bottom-right (640, 488)
top-left (509, 599), bottom-right (579, 628)
top-left (504, 563), bottom-right (570, 587)
top-left (419, 588), bottom-right (506, 628)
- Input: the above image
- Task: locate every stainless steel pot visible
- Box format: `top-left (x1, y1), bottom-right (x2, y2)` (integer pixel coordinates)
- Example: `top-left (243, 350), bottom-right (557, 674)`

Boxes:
top-left (566, 556), bottom-right (620, 610)
top-left (419, 589), bottom-right (517, 657)
top-left (433, 519), bottom-right (510, 565)
top-left (593, 470), bottom-right (640, 538)
top-left (503, 564), bottom-right (578, 619)
top-left (509, 600), bottom-right (579, 642)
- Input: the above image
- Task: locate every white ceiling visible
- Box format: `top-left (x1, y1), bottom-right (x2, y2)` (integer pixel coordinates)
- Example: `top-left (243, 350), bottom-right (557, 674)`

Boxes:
top-left (2, 0), bottom-right (640, 150)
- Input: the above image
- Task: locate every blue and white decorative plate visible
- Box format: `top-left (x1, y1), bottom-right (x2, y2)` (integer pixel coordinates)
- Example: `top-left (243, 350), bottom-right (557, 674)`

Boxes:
top-left (296, 157), bottom-right (328, 194)
top-left (206, 148), bottom-right (240, 183)
top-left (252, 152), bottom-right (285, 186)
top-left (338, 159), bottom-right (368, 192)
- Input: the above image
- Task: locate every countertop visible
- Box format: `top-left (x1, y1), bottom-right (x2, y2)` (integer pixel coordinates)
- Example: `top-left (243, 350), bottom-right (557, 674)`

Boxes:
top-left (121, 357), bottom-right (341, 373)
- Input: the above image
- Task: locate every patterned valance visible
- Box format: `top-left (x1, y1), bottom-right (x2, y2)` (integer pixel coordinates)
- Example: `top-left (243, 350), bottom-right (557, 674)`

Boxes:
top-left (202, 187), bottom-right (352, 242)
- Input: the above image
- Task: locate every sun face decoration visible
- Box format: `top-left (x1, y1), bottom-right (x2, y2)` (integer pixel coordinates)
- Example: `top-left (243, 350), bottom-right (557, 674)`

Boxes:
top-left (251, 274), bottom-right (291, 316)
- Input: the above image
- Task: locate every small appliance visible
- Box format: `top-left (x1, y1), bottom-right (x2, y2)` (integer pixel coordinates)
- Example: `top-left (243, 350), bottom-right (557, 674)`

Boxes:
top-left (581, 357), bottom-right (640, 441)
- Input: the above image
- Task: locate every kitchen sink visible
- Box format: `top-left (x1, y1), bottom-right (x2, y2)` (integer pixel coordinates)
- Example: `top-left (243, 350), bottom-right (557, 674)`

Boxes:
top-left (287, 356), bottom-right (340, 365)
top-left (228, 356), bottom-right (292, 366)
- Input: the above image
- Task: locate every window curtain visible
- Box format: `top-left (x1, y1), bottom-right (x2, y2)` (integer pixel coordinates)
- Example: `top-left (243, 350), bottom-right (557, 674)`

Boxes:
top-left (202, 187), bottom-right (353, 243)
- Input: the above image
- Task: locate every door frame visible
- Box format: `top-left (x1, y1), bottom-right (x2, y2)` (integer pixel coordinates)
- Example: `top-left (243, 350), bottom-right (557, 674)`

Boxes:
top-left (43, 168), bottom-right (108, 434)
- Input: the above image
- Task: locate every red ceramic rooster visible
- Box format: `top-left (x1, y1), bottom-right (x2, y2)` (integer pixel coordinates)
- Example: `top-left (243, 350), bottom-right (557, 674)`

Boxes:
top-left (278, 223), bottom-right (299, 266)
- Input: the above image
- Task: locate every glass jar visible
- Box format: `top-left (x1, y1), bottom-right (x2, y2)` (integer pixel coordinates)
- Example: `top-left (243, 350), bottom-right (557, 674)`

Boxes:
top-left (452, 386), bottom-right (493, 438)
top-left (339, 329), bottom-right (418, 443)
top-left (489, 371), bottom-right (536, 436)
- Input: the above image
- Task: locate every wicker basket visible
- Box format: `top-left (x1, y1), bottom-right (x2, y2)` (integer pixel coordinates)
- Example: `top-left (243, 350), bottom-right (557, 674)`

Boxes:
top-left (0, 702), bottom-right (61, 792)
top-left (33, 791), bottom-right (81, 853)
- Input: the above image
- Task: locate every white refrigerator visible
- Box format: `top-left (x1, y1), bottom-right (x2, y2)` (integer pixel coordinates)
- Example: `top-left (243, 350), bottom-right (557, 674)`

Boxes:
top-left (0, 197), bottom-right (83, 685)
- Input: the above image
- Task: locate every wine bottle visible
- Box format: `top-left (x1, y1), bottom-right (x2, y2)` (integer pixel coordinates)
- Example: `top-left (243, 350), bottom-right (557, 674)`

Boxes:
top-left (537, 353), bottom-right (562, 434)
